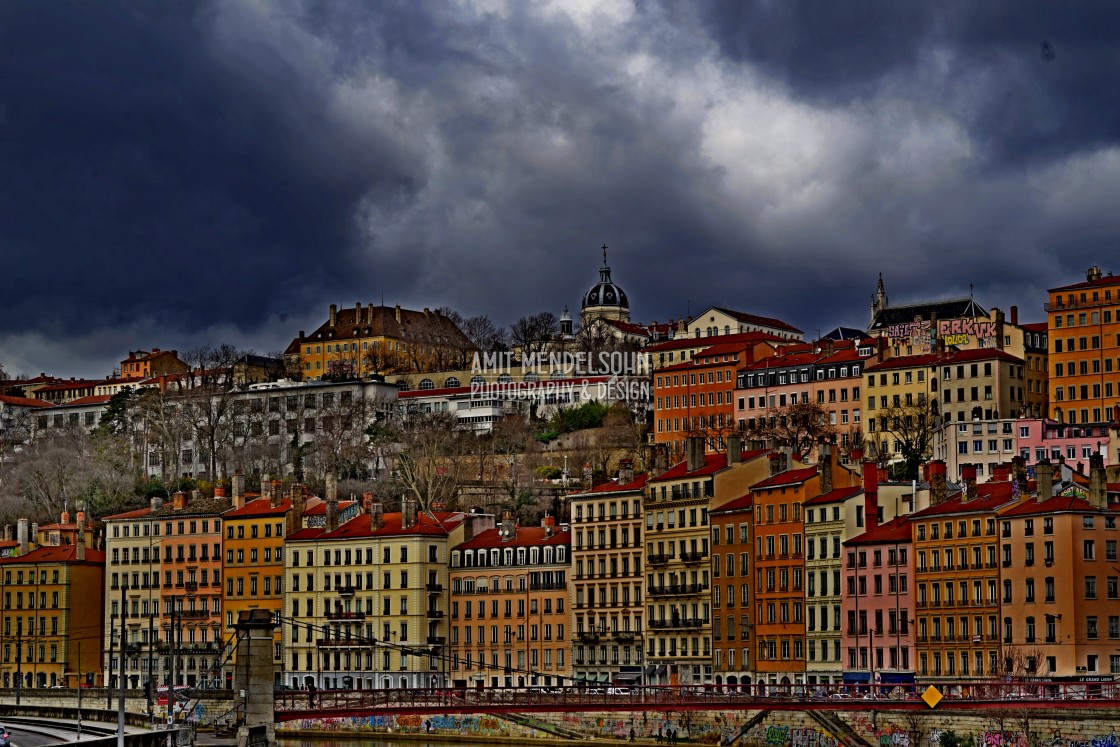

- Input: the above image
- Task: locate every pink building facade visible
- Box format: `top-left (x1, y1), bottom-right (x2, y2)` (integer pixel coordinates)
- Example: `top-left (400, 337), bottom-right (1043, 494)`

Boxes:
top-left (1016, 418), bottom-right (1110, 471)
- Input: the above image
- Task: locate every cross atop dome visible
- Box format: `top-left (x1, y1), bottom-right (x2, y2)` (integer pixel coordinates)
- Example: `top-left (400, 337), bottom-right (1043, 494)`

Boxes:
top-left (582, 243), bottom-right (629, 324)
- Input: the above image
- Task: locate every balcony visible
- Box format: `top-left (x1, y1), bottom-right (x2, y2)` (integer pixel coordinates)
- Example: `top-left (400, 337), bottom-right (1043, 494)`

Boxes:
top-left (425, 609), bottom-right (444, 619)
top-left (576, 631), bottom-right (600, 643)
top-left (425, 582), bottom-right (443, 593)
top-left (184, 581), bottom-right (198, 593)
top-left (325, 610), bottom-right (366, 620)
top-left (647, 583), bottom-right (706, 597)
top-left (681, 552), bottom-right (705, 564)
top-left (647, 554), bottom-right (670, 565)
top-left (649, 617), bottom-right (708, 630)
top-left (316, 638), bottom-right (370, 648)
top-left (177, 609), bottom-right (210, 620)
top-left (337, 585), bottom-right (357, 596)
top-left (426, 636), bottom-right (446, 645)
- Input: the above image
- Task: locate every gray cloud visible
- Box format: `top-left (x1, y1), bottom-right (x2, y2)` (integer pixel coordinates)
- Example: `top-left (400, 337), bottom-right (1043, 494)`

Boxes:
top-left (3, 1), bottom-right (1120, 378)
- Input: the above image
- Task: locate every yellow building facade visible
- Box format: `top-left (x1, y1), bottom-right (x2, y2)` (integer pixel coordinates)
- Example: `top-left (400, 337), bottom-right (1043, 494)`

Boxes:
top-left (1, 545), bottom-right (104, 689)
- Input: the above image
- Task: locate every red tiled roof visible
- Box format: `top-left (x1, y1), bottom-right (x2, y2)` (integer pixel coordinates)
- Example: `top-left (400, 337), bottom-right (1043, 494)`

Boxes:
top-left (599, 318), bottom-right (652, 337)
top-left (1000, 492), bottom-right (1117, 517)
top-left (649, 449), bottom-right (771, 483)
top-left (51, 394), bottom-right (113, 407)
top-left (0, 546), bottom-right (105, 564)
top-left (1019, 322), bottom-right (1047, 333)
top-left (575, 474), bottom-right (648, 495)
top-left (910, 481), bottom-right (1017, 518)
top-left (397, 375), bottom-right (613, 399)
top-left (711, 493), bottom-right (754, 514)
top-left (645, 331), bottom-right (784, 354)
top-left (804, 485), bottom-right (863, 506)
top-left (692, 341), bottom-right (765, 360)
top-left (709, 307), bottom-right (803, 334)
top-left (453, 525), bottom-right (570, 551)
top-left (301, 499), bottom-right (355, 516)
top-left (223, 497), bottom-right (292, 518)
top-left (0, 395), bottom-right (53, 408)
top-left (751, 466), bottom-right (818, 491)
top-left (742, 350), bottom-right (822, 371)
top-left (34, 380), bottom-right (104, 393)
top-left (103, 506), bottom-right (156, 521)
top-left (320, 510), bottom-right (465, 539)
top-left (845, 516), bottom-right (912, 546)
top-left (1049, 273), bottom-right (1120, 292)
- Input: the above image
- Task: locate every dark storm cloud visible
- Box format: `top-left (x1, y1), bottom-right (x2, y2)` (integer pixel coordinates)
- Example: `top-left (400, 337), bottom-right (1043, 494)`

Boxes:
top-left (3, 1), bottom-right (1120, 378)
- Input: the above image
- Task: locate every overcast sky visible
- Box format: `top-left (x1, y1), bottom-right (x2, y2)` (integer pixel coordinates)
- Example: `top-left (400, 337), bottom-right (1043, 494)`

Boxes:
top-left (3, 1), bottom-right (1119, 379)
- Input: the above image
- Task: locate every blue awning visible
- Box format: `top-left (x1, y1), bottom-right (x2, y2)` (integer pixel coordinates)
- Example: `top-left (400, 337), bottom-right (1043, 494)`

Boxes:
top-left (842, 672), bottom-right (870, 684)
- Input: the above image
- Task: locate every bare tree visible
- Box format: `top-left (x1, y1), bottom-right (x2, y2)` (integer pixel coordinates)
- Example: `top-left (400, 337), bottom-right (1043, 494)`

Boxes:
top-left (871, 396), bottom-right (938, 480)
top-left (176, 344), bottom-right (244, 479)
top-left (375, 410), bottom-right (472, 512)
top-left (743, 400), bottom-right (836, 461)
top-left (363, 344), bottom-right (409, 376)
top-left (510, 312), bottom-right (560, 356)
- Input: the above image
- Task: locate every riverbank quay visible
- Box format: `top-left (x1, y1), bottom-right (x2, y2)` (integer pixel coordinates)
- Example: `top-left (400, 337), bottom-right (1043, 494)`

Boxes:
top-left (275, 707), bottom-right (1120, 747)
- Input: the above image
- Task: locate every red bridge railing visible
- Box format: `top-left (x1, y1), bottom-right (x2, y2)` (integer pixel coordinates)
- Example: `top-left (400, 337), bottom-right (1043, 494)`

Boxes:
top-left (275, 680), bottom-right (1120, 721)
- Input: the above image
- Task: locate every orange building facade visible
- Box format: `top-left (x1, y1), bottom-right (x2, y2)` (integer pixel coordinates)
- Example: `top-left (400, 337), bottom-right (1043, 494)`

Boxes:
top-left (449, 517), bottom-right (571, 688)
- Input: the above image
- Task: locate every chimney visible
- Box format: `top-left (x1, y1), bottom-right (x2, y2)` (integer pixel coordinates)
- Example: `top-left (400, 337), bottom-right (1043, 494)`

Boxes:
top-left (1013, 456), bottom-right (1029, 497)
top-left (500, 510), bottom-right (517, 541)
top-left (17, 518), bottom-right (29, 556)
top-left (402, 497), bottom-right (417, 528)
top-left (60, 509), bottom-right (70, 526)
top-left (462, 511), bottom-right (494, 543)
top-left (767, 452), bottom-right (781, 477)
top-left (261, 474), bottom-right (272, 500)
top-left (362, 492), bottom-right (375, 514)
top-left (151, 493), bottom-right (163, 512)
top-left (326, 473), bottom-right (339, 531)
top-left (285, 487), bottom-right (306, 537)
top-left (851, 447), bottom-right (864, 464)
top-left (618, 458), bottom-right (635, 485)
top-left (395, 304), bottom-right (402, 324)
top-left (727, 435), bottom-right (742, 464)
top-left (992, 463), bottom-right (1011, 483)
top-left (819, 442), bottom-right (833, 494)
top-left (76, 510), bottom-right (86, 532)
top-left (1089, 453), bottom-right (1107, 509)
top-left (930, 460), bottom-right (948, 505)
top-left (367, 303), bottom-right (374, 324)
top-left (543, 513), bottom-right (555, 538)
top-left (1036, 460), bottom-right (1053, 503)
top-left (172, 491), bottom-right (187, 510)
top-left (329, 303), bottom-right (338, 326)
top-left (355, 302), bottom-right (362, 323)
top-left (960, 464), bottom-right (977, 502)
top-left (687, 437), bottom-right (706, 472)
top-left (232, 471), bottom-right (246, 510)
top-left (655, 445), bottom-right (669, 476)
top-left (369, 501), bottom-right (384, 531)
top-left (862, 461), bottom-right (880, 531)
top-left (31, 522), bottom-right (38, 542)
top-left (75, 522), bottom-right (86, 561)
top-left (1010, 305), bottom-right (1019, 327)
top-left (213, 486), bottom-right (227, 499)
top-left (993, 309), bottom-right (1005, 351)
top-left (2, 525), bottom-right (10, 542)
top-left (190, 489), bottom-right (201, 503)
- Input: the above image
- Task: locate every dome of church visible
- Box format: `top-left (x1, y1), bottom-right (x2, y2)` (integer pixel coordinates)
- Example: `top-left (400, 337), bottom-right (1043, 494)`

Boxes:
top-left (581, 247), bottom-right (629, 312)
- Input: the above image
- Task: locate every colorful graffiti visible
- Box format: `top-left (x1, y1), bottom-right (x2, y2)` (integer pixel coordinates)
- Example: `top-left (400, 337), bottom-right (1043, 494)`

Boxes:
top-left (937, 319), bottom-right (998, 348)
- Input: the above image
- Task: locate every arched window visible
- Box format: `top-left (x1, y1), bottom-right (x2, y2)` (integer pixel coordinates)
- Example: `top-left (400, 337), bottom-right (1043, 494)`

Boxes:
top-left (497, 373), bottom-right (512, 383)
top-left (470, 375), bottom-right (485, 385)
top-left (419, 379), bottom-right (434, 390)
top-left (524, 372), bottom-right (539, 382)
top-left (550, 370), bottom-right (566, 380)
top-left (444, 376), bottom-right (461, 388)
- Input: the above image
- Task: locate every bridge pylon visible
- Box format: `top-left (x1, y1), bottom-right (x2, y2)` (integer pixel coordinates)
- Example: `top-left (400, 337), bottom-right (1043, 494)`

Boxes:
top-left (234, 609), bottom-right (278, 747)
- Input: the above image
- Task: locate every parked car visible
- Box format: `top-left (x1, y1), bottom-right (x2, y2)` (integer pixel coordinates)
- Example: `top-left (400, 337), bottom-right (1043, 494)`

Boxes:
top-left (0, 726), bottom-right (10, 747)
top-left (607, 687), bottom-right (631, 696)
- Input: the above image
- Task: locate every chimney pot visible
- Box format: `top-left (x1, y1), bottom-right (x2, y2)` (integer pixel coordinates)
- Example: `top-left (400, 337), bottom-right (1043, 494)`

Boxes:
top-left (930, 460), bottom-right (948, 505)
top-left (1037, 460), bottom-right (1053, 503)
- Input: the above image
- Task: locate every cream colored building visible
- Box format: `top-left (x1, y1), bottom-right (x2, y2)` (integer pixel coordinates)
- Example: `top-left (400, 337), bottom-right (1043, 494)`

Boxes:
top-left (567, 462), bottom-right (646, 685)
top-left (283, 499), bottom-right (493, 690)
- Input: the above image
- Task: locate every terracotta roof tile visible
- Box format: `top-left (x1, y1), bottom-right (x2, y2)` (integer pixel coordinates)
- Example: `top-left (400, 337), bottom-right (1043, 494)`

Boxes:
top-left (453, 525), bottom-right (570, 551)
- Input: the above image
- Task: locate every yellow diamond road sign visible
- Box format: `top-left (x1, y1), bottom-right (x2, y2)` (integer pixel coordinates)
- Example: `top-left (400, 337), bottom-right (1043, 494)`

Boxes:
top-left (921, 685), bottom-right (943, 708)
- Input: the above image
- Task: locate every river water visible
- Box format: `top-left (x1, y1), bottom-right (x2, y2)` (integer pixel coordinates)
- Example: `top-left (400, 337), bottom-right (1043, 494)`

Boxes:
top-left (279, 740), bottom-right (492, 747)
